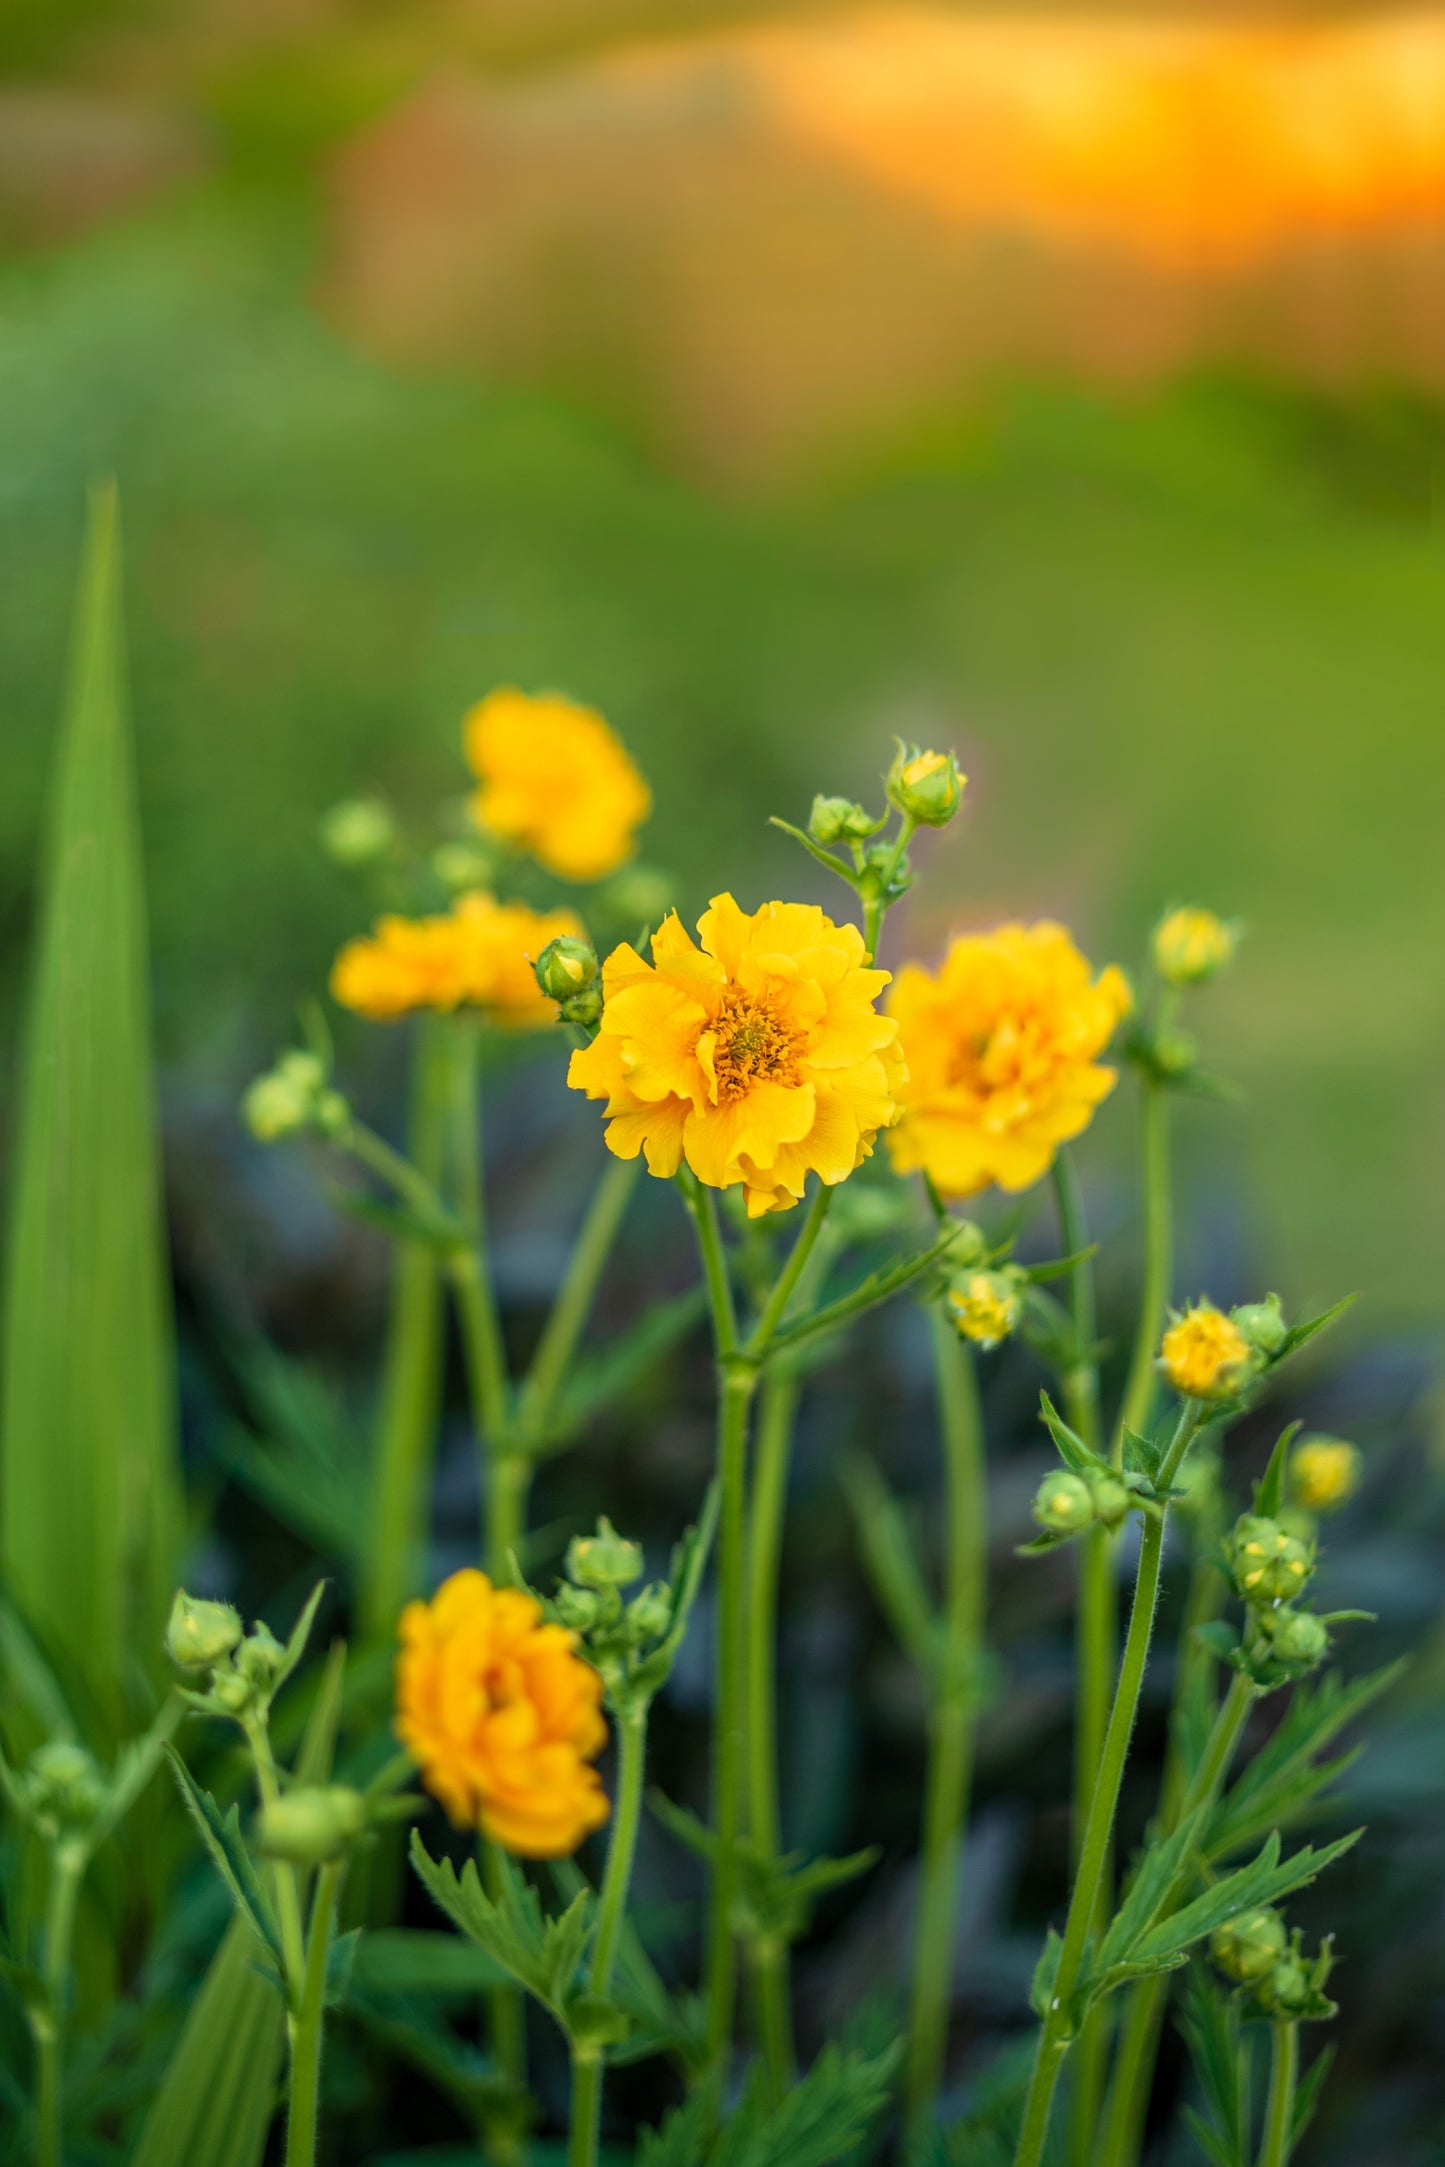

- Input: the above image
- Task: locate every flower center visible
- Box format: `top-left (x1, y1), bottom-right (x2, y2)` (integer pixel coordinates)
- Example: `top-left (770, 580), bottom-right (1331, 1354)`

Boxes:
top-left (708, 990), bottom-right (803, 1103)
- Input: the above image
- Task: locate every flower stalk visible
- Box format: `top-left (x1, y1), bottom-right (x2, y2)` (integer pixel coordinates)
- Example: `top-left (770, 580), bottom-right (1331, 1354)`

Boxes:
top-left (284, 1859), bottom-right (345, 2167)
top-left (1259, 2021), bottom-right (1299, 2167)
top-left (567, 1704), bottom-right (649, 2167)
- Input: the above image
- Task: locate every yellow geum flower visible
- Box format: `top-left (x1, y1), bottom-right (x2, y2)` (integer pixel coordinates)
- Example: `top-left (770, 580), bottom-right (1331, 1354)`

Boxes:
top-left (396, 1570), bottom-right (609, 1858)
top-left (464, 688), bottom-right (652, 882)
top-left (885, 922), bottom-right (1131, 1198)
top-left (1290, 1437), bottom-right (1361, 1514)
top-left (331, 892), bottom-right (584, 1026)
top-left (1160, 1302), bottom-right (1255, 1402)
top-left (567, 893), bottom-right (905, 1217)
top-left (1153, 906), bottom-right (1236, 986)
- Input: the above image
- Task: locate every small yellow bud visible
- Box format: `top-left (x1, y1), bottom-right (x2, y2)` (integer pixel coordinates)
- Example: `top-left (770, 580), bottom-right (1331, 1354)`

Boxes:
top-left (886, 744), bottom-right (965, 828)
top-left (1033, 1470), bottom-right (1094, 1537)
top-left (1159, 1303), bottom-right (1256, 1403)
top-left (1211, 1907), bottom-right (1286, 1984)
top-left (1226, 1514), bottom-right (1313, 1606)
top-left (320, 797), bottom-right (395, 869)
top-left (255, 1785), bottom-right (367, 1865)
top-left (242, 1071), bottom-right (310, 1143)
top-left (948, 1268), bottom-right (1022, 1349)
top-left (1289, 1437), bottom-right (1360, 1515)
top-left (1152, 907), bottom-right (1236, 987)
top-left (165, 1589), bottom-right (243, 1671)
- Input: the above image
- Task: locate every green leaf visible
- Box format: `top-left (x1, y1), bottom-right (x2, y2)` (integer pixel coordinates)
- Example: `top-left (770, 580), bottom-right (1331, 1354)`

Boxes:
top-left (293, 1640), bottom-right (348, 1788)
top-left (1128, 1830), bottom-right (1362, 1972)
top-left (325, 1927), bottom-right (362, 2009)
top-left (763, 1230), bottom-right (963, 1362)
top-left (1121, 1423), bottom-right (1165, 1480)
top-left (164, 1748), bottom-right (285, 1983)
top-left (409, 1833), bottom-right (593, 2035)
top-left (209, 1340), bottom-right (368, 1560)
top-left (839, 1454), bottom-right (938, 1681)
top-left (639, 2043), bottom-right (899, 2167)
top-left (1275, 1296), bottom-right (1359, 1364)
top-left (129, 1918), bottom-right (284, 2167)
top-left (1093, 1809), bottom-right (1208, 1979)
top-left (1029, 1930), bottom-right (1063, 2021)
top-left (1038, 1392), bottom-right (1110, 1477)
top-left (274, 1581), bottom-right (328, 1696)
top-left (1252, 1422), bottom-right (1302, 1520)
top-left (0, 484), bottom-right (182, 1748)
top-left (628, 1482), bottom-right (720, 1700)
top-left (348, 1929), bottom-right (511, 1999)
top-left (327, 1186), bottom-right (467, 1252)
top-left (1206, 1660), bottom-right (1407, 1859)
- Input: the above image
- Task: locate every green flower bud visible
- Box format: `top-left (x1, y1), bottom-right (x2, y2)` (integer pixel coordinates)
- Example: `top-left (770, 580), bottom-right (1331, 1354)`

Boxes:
top-left (1033, 1470), bottom-right (1095, 1537)
top-left (320, 797), bottom-right (395, 869)
top-left (1210, 1907), bottom-right (1287, 1984)
top-left (242, 1071), bottom-right (311, 1143)
top-left (1264, 1956), bottom-right (1312, 2014)
top-left (237, 1624), bottom-right (287, 1689)
top-left (886, 744), bottom-right (965, 828)
top-left (1228, 1515), bottom-right (1313, 1606)
top-left (432, 841), bottom-right (495, 891)
top-left (939, 1219), bottom-right (988, 1271)
top-left (626, 1586), bottom-right (671, 1639)
top-left (808, 795), bottom-right (878, 846)
top-left (26, 1741), bottom-right (106, 1831)
top-left (1151, 1029), bottom-right (1198, 1080)
top-left (255, 1785), bottom-right (367, 1865)
top-left (553, 1585), bottom-right (601, 1632)
top-left (165, 1590), bottom-right (243, 1672)
top-left (535, 935), bottom-right (600, 1003)
top-left (567, 1519), bottom-right (644, 1591)
top-left (1259, 1605), bottom-right (1330, 1668)
top-left (1231, 1292), bottom-right (1288, 1358)
top-left (1084, 1468), bottom-right (1133, 1530)
top-left (208, 1670), bottom-right (254, 1716)
top-left (1152, 907), bottom-right (1236, 987)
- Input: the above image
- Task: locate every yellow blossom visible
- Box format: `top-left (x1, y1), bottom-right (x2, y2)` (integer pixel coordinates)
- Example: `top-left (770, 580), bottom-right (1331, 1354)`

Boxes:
top-left (1160, 1302), bottom-right (1254, 1402)
top-left (396, 1570), bottom-right (609, 1858)
top-left (331, 892), bottom-right (583, 1026)
top-left (1290, 1437), bottom-right (1361, 1514)
top-left (567, 893), bottom-right (905, 1217)
top-left (948, 1269), bottom-right (1021, 1348)
top-left (886, 922), bottom-right (1131, 1198)
top-left (1153, 907), bottom-right (1236, 986)
top-left (464, 688), bottom-right (651, 882)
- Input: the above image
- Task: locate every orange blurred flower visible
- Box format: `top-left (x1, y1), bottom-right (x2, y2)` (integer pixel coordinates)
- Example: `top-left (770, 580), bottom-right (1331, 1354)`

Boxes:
top-left (331, 892), bottom-right (583, 1025)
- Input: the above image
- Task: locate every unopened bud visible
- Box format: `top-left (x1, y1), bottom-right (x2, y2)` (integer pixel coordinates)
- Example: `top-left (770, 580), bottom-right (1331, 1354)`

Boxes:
top-left (1153, 907), bottom-right (1236, 987)
top-left (237, 1625), bottom-right (286, 1690)
top-left (1033, 1470), bottom-right (1094, 1538)
top-left (1085, 1468), bottom-right (1133, 1530)
top-left (553, 1585), bottom-right (601, 1632)
top-left (166, 1590), bottom-right (243, 1672)
top-left (26, 1741), bottom-right (106, 1832)
top-left (1228, 1515), bottom-right (1313, 1606)
top-left (1290, 1437), bottom-right (1360, 1515)
top-left (535, 936), bottom-right (599, 1003)
top-left (567, 1519), bottom-right (644, 1591)
top-left (1211, 1907), bottom-right (1286, 1984)
top-left (808, 795), bottom-right (878, 846)
top-left (242, 1071), bottom-right (311, 1143)
top-left (320, 798), bottom-right (395, 870)
top-left (886, 744), bottom-right (964, 828)
top-left (256, 1785), bottom-right (367, 1865)
top-left (1264, 1957), bottom-right (1312, 2015)
top-left (939, 1219), bottom-right (988, 1272)
top-left (1231, 1293), bottom-right (1288, 1358)
top-left (948, 1268), bottom-right (1022, 1349)
top-left (627, 1586), bottom-right (671, 1639)
top-left (1259, 1605), bottom-right (1330, 1668)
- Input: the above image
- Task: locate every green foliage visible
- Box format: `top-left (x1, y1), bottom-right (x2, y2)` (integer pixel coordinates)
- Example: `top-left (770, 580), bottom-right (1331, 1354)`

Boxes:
top-left (128, 1919), bottom-right (285, 2167)
top-left (840, 1453), bottom-right (938, 1680)
top-left (162, 1749), bottom-right (285, 1988)
top-left (409, 1835), bottom-right (597, 2041)
top-left (1205, 1661), bottom-right (1407, 1859)
top-left (0, 485), bottom-right (181, 1745)
top-left (637, 2042), bottom-right (900, 2167)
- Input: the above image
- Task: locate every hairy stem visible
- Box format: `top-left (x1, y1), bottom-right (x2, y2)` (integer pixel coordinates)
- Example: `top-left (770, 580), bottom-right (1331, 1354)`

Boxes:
top-left (1259, 2022), bottom-right (1299, 2167)
top-left (568, 1704), bottom-right (648, 2167)
top-left (284, 1859), bottom-right (343, 2167)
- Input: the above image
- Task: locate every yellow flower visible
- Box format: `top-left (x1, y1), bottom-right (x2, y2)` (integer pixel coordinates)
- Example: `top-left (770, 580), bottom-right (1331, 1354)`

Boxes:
top-left (331, 892), bottom-right (584, 1026)
top-left (396, 1570), bottom-right (609, 1858)
top-left (567, 893), bottom-right (905, 1217)
top-left (1290, 1437), bottom-right (1360, 1514)
top-left (1153, 906), bottom-right (1236, 986)
top-left (464, 688), bottom-right (651, 882)
top-left (886, 922), bottom-right (1131, 1198)
top-left (1160, 1302), bottom-right (1254, 1402)
top-left (948, 1269), bottom-right (1022, 1348)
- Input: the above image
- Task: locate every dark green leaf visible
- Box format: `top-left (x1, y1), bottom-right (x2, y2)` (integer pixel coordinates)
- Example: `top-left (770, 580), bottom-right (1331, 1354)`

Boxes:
top-left (163, 1748), bottom-right (284, 1983)
top-left (129, 1919), bottom-right (284, 2167)
top-left (1130, 1830), bottom-right (1362, 1970)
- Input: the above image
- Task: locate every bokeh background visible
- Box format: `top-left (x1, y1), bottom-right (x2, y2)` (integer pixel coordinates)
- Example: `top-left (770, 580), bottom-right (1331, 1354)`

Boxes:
top-left (3, 2), bottom-right (1445, 2162)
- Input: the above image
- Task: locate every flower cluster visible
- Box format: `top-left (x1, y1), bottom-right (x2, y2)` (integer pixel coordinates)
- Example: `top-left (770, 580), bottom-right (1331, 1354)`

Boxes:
top-left (567, 893), bottom-right (905, 1216)
top-left (396, 1570), bottom-right (610, 1857)
top-left (331, 892), bottom-right (584, 1026)
top-left (465, 688), bottom-right (651, 882)
top-left (885, 922), bottom-right (1131, 1198)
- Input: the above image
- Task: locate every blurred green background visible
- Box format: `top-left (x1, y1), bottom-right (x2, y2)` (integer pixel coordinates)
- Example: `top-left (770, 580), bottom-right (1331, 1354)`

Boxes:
top-left (3, 3), bottom-right (1443, 1336)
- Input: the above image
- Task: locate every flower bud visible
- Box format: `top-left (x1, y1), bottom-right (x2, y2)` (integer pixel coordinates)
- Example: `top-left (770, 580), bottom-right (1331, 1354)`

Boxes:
top-left (1159, 1303), bottom-right (1256, 1403)
top-left (242, 1070), bottom-right (312, 1143)
top-left (26, 1741), bottom-right (107, 1832)
top-left (1151, 1029), bottom-right (1198, 1080)
top-left (1210, 1906), bottom-right (1286, 1984)
top-left (1264, 1956), bottom-right (1312, 2015)
top-left (939, 1219), bottom-right (988, 1272)
top-left (553, 1584), bottom-right (601, 1632)
top-left (208, 1670), bottom-right (254, 1716)
top-left (948, 1268), bottom-right (1022, 1349)
top-left (1033, 1470), bottom-right (1095, 1537)
top-left (432, 842), bottom-right (495, 892)
top-left (165, 1589), bottom-right (243, 1672)
top-left (1230, 1293), bottom-right (1287, 1358)
top-left (1084, 1467), bottom-right (1133, 1530)
top-left (886, 745), bottom-right (964, 828)
top-left (567, 1518), bottom-right (644, 1591)
top-left (237, 1624), bottom-right (287, 1690)
top-left (1258, 1605), bottom-right (1330, 1668)
top-left (1152, 907), bottom-right (1235, 987)
top-left (1227, 1515), bottom-right (1313, 1606)
top-left (626, 1586), bottom-right (671, 1639)
top-left (320, 797), bottom-right (395, 869)
top-left (1290, 1437), bottom-right (1360, 1515)
top-left (255, 1784), bottom-right (367, 1865)
top-left (535, 935), bottom-right (600, 1002)
top-left (808, 795), bottom-right (877, 846)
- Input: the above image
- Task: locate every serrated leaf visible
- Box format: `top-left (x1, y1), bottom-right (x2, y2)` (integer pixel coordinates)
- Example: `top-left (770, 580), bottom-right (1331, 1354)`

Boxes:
top-left (1129, 1830), bottom-right (1361, 1971)
top-left (347, 1928), bottom-right (510, 1998)
top-left (164, 1748), bottom-right (284, 1982)
top-left (346, 1989), bottom-right (516, 2115)
top-left (764, 1230), bottom-right (963, 1362)
top-left (410, 1833), bottom-right (593, 2035)
top-left (1, 484), bottom-right (181, 1751)
top-left (1121, 1423), bottom-right (1165, 1479)
top-left (1207, 1659), bottom-right (1406, 1859)
top-left (639, 2043), bottom-right (899, 2167)
top-left (1275, 1296), bottom-right (1358, 1363)
top-left (840, 1453), bottom-right (938, 1680)
top-left (129, 1919), bottom-right (284, 2167)
top-left (1094, 1809), bottom-right (1208, 1977)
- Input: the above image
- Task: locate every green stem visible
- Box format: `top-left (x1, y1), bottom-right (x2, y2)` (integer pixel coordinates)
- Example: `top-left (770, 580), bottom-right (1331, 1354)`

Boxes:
top-left (284, 1859), bottom-right (343, 2167)
top-left (750, 1183), bottom-right (832, 1357)
top-left (443, 1019), bottom-right (518, 1581)
top-left (1051, 1153), bottom-right (1102, 1453)
top-left (1259, 2022), bottom-right (1299, 2167)
top-left (1114, 1081), bottom-right (1172, 1458)
top-left (745, 1365), bottom-right (803, 2102)
top-left (703, 1364), bottom-right (755, 2074)
top-left (513, 1157), bottom-right (640, 1446)
top-left (904, 1314), bottom-right (988, 2144)
top-left (244, 1715), bottom-right (306, 1997)
top-left (362, 1014), bottom-right (451, 1636)
top-left (482, 1838), bottom-right (527, 2138)
top-left (1012, 1402), bottom-right (1205, 2167)
top-left (862, 814), bottom-right (915, 959)
top-left (568, 1704), bottom-right (649, 2167)
top-left (34, 1841), bottom-right (83, 2167)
